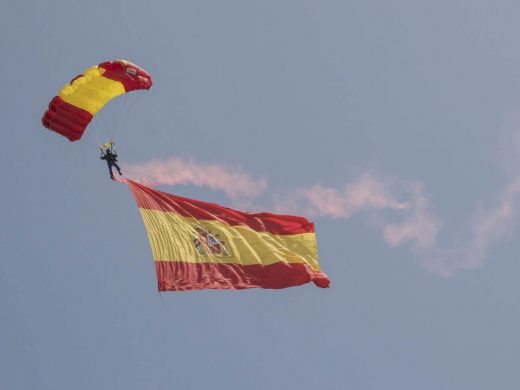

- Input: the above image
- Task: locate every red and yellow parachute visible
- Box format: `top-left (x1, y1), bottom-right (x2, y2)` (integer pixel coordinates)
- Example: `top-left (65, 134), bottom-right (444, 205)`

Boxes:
top-left (42, 60), bottom-right (152, 141)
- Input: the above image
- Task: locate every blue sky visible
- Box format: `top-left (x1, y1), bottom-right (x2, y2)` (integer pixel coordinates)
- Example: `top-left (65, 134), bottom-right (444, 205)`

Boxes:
top-left (3, 1), bottom-right (520, 389)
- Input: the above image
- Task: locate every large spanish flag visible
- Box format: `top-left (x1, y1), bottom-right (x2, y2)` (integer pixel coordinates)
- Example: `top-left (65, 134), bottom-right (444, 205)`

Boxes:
top-left (127, 180), bottom-right (330, 291)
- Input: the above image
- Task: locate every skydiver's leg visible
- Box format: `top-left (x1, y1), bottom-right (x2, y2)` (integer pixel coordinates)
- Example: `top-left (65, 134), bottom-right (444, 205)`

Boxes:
top-left (107, 162), bottom-right (114, 179)
top-left (113, 162), bottom-right (122, 175)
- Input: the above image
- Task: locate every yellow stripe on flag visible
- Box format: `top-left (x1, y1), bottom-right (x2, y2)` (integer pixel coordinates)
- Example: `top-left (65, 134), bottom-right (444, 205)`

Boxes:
top-left (139, 209), bottom-right (321, 269)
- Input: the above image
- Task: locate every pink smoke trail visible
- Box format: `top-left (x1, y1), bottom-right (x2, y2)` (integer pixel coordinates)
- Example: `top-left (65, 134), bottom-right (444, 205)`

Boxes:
top-left (275, 174), bottom-right (408, 216)
top-left (422, 174), bottom-right (520, 277)
top-left (123, 158), bottom-right (267, 202)
top-left (302, 175), bottom-right (410, 218)
top-left (382, 182), bottom-right (441, 251)
top-left (276, 174), bottom-right (441, 253)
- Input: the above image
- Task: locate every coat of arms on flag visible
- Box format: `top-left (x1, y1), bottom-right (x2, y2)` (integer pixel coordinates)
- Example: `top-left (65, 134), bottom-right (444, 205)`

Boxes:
top-left (192, 225), bottom-right (231, 257)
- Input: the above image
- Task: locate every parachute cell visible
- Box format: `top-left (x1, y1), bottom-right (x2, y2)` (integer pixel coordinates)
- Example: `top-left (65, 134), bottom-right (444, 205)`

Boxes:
top-left (42, 60), bottom-right (152, 141)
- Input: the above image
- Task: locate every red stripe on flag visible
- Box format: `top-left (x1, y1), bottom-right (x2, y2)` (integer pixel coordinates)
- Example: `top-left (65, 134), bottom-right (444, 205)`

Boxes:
top-left (128, 180), bottom-right (315, 235)
top-left (155, 261), bottom-right (330, 291)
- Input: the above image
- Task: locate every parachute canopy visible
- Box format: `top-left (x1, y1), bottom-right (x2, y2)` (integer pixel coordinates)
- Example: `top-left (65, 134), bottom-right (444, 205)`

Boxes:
top-left (42, 60), bottom-right (152, 141)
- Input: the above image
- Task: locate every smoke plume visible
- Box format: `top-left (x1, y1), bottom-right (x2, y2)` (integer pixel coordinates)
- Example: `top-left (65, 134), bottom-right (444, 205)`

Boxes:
top-left (123, 158), bottom-right (267, 202)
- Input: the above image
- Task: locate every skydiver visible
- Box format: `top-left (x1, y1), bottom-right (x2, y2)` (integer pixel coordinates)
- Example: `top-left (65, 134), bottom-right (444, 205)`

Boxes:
top-left (100, 144), bottom-right (123, 180)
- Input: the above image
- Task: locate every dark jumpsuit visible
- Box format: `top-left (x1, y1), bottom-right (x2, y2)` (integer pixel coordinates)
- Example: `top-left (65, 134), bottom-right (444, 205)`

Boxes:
top-left (101, 149), bottom-right (122, 179)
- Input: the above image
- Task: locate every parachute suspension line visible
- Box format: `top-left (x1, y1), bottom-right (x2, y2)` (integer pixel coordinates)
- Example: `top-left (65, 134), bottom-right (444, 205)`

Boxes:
top-left (102, 97), bottom-right (119, 143)
top-left (83, 134), bottom-right (98, 150)
top-left (101, 91), bottom-right (145, 146)
top-left (114, 91), bottom-right (144, 137)
top-left (124, 90), bottom-right (146, 121)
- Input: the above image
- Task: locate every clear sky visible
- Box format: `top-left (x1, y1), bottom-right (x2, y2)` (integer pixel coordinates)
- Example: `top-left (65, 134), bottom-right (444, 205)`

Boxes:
top-left (3, 1), bottom-right (520, 389)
